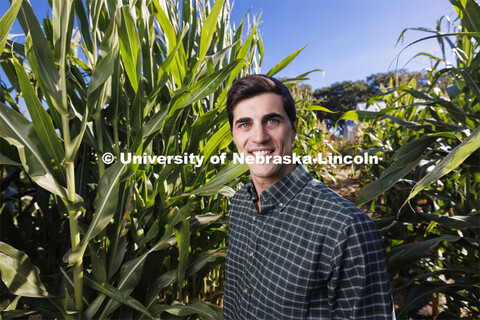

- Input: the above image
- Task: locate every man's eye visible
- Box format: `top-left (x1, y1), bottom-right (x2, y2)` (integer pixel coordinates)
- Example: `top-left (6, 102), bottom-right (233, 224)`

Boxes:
top-left (267, 119), bottom-right (279, 125)
top-left (239, 123), bottom-right (251, 128)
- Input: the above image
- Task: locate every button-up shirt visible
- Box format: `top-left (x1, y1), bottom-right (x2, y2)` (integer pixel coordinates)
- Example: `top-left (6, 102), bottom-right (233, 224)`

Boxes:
top-left (224, 164), bottom-right (393, 319)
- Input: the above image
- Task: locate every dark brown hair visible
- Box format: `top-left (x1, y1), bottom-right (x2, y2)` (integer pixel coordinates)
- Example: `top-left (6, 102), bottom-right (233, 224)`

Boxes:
top-left (226, 75), bottom-right (296, 127)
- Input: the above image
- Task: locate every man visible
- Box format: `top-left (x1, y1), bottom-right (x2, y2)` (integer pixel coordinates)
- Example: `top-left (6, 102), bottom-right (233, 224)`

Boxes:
top-left (223, 75), bottom-right (393, 319)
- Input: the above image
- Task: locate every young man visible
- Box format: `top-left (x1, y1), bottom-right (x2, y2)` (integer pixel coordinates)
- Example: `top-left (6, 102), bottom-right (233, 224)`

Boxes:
top-left (223, 75), bottom-right (393, 319)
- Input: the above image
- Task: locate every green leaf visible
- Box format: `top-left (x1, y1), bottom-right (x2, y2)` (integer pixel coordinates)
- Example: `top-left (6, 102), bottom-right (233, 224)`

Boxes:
top-left (168, 59), bottom-right (245, 117)
top-left (355, 133), bottom-right (456, 206)
top-left (0, 0), bottom-right (23, 54)
top-left (396, 281), bottom-right (479, 319)
top-left (415, 211), bottom-right (480, 230)
top-left (17, 0), bottom-right (64, 114)
top-left (0, 310), bottom-right (36, 319)
top-left (0, 103), bottom-right (68, 199)
top-left (199, 0), bottom-right (226, 60)
top-left (217, 19), bottom-right (259, 106)
top-left (13, 56), bottom-right (66, 185)
top-left (355, 142), bottom-right (430, 206)
top-left (185, 107), bottom-right (227, 155)
top-left (303, 105), bottom-right (336, 113)
top-left (84, 276), bottom-right (153, 319)
top-left (266, 44), bottom-right (306, 77)
top-left (141, 105), bottom-right (169, 139)
top-left (174, 219), bottom-right (189, 298)
top-left (72, 0), bottom-right (93, 53)
top-left (100, 207), bottom-right (184, 318)
top-left (117, 5), bottom-right (141, 92)
top-left (145, 249), bottom-right (221, 308)
top-left (0, 152), bottom-right (21, 166)
top-left (52, 0), bottom-right (73, 63)
top-left (69, 162), bottom-right (126, 265)
top-left (387, 235), bottom-right (460, 272)
top-left (337, 110), bottom-right (379, 122)
top-left (87, 46), bottom-right (118, 96)
top-left (186, 162), bottom-right (248, 197)
top-left (0, 242), bottom-right (51, 297)
top-left (188, 213), bottom-right (222, 234)
top-left (201, 121), bottom-right (230, 161)
top-left (404, 125), bottom-right (480, 205)
top-left (451, 0), bottom-right (480, 34)
top-left (150, 300), bottom-right (218, 320)
top-left (152, 0), bottom-right (186, 84)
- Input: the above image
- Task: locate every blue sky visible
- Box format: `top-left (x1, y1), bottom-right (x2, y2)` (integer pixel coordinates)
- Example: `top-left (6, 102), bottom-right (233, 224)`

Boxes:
top-left (1, 0), bottom-right (456, 90)
top-left (231, 0), bottom-right (455, 88)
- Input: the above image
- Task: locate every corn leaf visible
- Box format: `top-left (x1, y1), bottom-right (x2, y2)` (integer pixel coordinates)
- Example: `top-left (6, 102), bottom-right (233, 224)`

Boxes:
top-left (84, 276), bottom-right (153, 319)
top-left (68, 162), bottom-right (126, 265)
top-left (0, 0), bottom-right (22, 54)
top-left (355, 135), bottom-right (439, 206)
top-left (199, 0), bottom-right (225, 60)
top-left (337, 110), bottom-right (379, 122)
top-left (0, 242), bottom-right (51, 298)
top-left (387, 235), bottom-right (460, 272)
top-left (117, 5), bottom-right (141, 93)
top-left (99, 207), bottom-right (184, 318)
top-left (201, 121), bottom-right (230, 160)
top-left (0, 103), bottom-right (68, 199)
top-left (17, 0), bottom-right (64, 114)
top-left (174, 219), bottom-right (189, 299)
top-left (396, 281), bottom-right (479, 319)
top-left (404, 125), bottom-right (480, 205)
top-left (266, 44), bottom-right (306, 77)
top-left (186, 162), bottom-right (248, 197)
top-left (150, 300), bottom-right (218, 320)
top-left (13, 56), bottom-right (66, 185)
top-left (168, 58), bottom-right (245, 117)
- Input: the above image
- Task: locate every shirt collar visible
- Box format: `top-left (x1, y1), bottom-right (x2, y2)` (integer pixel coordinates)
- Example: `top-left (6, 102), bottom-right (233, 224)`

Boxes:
top-left (245, 164), bottom-right (312, 212)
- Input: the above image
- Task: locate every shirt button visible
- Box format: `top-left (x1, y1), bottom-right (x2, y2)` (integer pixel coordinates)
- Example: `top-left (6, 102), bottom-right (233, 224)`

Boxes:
top-left (252, 215), bottom-right (257, 221)
top-left (278, 202), bottom-right (283, 208)
top-left (249, 251), bottom-right (254, 256)
top-left (244, 287), bottom-right (250, 294)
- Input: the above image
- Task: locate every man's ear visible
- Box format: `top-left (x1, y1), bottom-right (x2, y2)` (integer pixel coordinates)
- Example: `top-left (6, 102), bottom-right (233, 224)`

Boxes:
top-left (292, 117), bottom-right (299, 140)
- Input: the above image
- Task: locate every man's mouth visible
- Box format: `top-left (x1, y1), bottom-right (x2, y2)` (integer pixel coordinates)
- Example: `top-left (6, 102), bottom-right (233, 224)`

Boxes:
top-left (250, 149), bottom-right (274, 156)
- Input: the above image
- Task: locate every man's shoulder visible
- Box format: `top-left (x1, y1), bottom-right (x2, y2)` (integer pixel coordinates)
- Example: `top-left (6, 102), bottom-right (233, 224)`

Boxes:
top-left (299, 176), bottom-right (372, 227)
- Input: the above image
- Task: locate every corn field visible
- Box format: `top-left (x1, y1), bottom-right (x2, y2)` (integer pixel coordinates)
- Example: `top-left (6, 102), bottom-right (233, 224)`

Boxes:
top-left (0, 0), bottom-right (479, 319)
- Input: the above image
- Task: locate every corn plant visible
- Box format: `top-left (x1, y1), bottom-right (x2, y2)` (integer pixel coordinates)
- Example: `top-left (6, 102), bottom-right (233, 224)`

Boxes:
top-left (342, 0), bottom-right (480, 317)
top-left (0, 0), bottom-right (315, 318)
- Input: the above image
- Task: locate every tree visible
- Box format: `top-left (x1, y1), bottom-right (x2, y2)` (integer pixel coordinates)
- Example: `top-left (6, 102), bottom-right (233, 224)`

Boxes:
top-left (313, 80), bottom-right (370, 133)
top-left (313, 70), bottom-right (429, 133)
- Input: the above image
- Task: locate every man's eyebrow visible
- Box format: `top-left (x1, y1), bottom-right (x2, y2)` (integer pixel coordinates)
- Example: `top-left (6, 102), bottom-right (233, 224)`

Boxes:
top-left (263, 112), bottom-right (286, 121)
top-left (235, 117), bottom-right (252, 125)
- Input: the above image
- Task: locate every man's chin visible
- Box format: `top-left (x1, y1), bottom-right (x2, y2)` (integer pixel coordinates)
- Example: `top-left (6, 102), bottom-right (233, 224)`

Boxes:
top-left (248, 164), bottom-right (282, 180)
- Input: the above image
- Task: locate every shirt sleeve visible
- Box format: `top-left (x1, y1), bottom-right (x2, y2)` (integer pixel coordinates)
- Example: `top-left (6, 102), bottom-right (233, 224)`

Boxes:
top-left (327, 213), bottom-right (394, 320)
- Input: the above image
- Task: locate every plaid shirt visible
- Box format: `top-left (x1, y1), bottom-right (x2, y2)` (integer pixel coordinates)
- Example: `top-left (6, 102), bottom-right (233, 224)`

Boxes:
top-left (224, 164), bottom-right (393, 319)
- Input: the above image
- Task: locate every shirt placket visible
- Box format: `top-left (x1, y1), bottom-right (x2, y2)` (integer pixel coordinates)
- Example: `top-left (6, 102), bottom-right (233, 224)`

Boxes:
top-left (242, 193), bottom-right (274, 316)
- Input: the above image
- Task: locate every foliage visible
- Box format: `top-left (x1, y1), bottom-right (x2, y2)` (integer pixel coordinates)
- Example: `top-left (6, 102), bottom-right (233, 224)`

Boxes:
top-left (313, 80), bottom-right (370, 133)
top-left (365, 69), bottom-right (429, 92)
top-left (313, 69), bottom-right (428, 134)
top-left (0, 0), bottom-right (313, 318)
top-left (348, 0), bottom-right (480, 318)
top-left (290, 84), bottom-right (337, 183)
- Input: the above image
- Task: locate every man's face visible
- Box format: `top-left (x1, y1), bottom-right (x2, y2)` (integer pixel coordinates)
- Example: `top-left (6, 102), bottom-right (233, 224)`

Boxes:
top-left (230, 92), bottom-right (298, 189)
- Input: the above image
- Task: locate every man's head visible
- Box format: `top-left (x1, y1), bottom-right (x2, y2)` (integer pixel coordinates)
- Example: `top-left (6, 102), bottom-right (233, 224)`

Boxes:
top-left (226, 75), bottom-right (296, 128)
top-left (227, 75), bottom-right (298, 192)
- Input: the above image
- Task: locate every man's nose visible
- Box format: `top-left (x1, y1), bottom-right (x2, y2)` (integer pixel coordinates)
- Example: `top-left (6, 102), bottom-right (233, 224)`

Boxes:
top-left (252, 124), bottom-right (269, 143)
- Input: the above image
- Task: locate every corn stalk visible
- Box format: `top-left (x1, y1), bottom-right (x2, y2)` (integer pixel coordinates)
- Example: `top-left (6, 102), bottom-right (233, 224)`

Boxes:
top-left (0, 0), bottom-right (317, 318)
